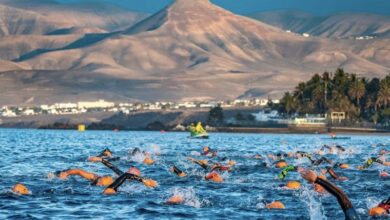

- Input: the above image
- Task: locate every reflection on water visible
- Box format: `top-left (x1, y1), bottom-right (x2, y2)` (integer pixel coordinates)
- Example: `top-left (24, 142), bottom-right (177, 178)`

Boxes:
top-left (0, 129), bottom-right (389, 219)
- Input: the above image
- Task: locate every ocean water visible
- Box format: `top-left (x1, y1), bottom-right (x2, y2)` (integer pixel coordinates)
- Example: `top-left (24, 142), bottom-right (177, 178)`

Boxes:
top-left (0, 129), bottom-right (389, 219)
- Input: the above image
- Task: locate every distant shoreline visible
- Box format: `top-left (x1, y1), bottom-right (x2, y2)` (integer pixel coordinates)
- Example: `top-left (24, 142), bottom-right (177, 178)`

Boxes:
top-left (1, 126), bottom-right (389, 136)
top-left (1, 109), bottom-right (389, 135)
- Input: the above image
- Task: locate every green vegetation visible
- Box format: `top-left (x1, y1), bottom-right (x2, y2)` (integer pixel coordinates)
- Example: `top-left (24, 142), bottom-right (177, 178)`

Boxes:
top-left (207, 106), bottom-right (224, 126)
top-left (278, 68), bottom-right (390, 126)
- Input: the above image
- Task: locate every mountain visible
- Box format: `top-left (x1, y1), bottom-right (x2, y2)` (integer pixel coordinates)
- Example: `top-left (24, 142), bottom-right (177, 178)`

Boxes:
top-left (249, 10), bottom-right (390, 39)
top-left (0, 0), bottom-right (389, 105)
top-left (0, 0), bottom-right (147, 36)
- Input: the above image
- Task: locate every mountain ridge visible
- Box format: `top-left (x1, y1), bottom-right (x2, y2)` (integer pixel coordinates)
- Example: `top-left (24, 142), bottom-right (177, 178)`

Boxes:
top-left (0, 1), bottom-right (389, 105)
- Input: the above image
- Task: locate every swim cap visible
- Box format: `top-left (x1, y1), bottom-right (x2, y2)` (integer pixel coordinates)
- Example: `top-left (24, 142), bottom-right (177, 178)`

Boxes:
top-left (205, 172), bottom-right (223, 183)
top-left (103, 188), bottom-right (116, 195)
top-left (369, 206), bottom-right (387, 216)
top-left (339, 163), bottom-right (349, 169)
top-left (143, 157), bottom-right (154, 165)
top-left (266, 201), bottom-right (285, 209)
top-left (96, 176), bottom-right (114, 187)
top-left (12, 183), bottom-right (29, 195)
top-left (276, 161), bottom-right (288, 168)
top-left (167, 196), bottom-right (184, 204)
top-left (228, 160), bottom-right (236, 166)
top-left (286, 181), bottom-right (301, 190)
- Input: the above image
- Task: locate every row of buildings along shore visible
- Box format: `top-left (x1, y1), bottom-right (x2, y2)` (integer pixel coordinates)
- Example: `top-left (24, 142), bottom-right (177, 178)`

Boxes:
top-left (0, 99), bottom-right (280, 118)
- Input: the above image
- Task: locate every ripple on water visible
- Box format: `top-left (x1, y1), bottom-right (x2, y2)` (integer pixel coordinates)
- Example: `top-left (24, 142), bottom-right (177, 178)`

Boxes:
top-left (0, 129), bottom-right (389, 219)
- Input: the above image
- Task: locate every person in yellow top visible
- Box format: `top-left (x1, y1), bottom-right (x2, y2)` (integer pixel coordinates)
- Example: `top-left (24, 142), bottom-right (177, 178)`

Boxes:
top-left (196, 122), bottom-right (206, 134)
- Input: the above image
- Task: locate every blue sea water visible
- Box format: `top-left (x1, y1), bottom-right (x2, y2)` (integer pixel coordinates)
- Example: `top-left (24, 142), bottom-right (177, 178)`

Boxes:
top-left (0, 129), bottom-right (389, 219)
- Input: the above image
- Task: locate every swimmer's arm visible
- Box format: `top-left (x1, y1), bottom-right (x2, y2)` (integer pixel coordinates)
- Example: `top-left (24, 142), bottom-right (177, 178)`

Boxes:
top-left (106, 157), bottom-right (120, 162)
top-left (62, 169), bottom-right (98, 181)
top-left (327, 168), bottom-right (348, 181)
top-left (314, 178), bottom-right (354, 213)
top-left (374, 158), bottom-right (390, 166)
top-left (105, 173), bottom-right (144, 192)
top-left (101, 159), bottom-right (124, 176)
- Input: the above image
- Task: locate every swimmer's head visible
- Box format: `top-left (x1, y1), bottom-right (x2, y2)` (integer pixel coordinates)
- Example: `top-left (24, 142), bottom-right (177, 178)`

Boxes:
top-left (166, 195), bottom-right (184, 204)
top-left (205, 172), bottom-right (223, 183)
top-left (96, 176), bottom-right (114, 187)
top-left (99, 148), bottom-right (113, 157)
top-left (128, 167), bottom-right (141, 176)
top-left (228, 160), bottom-right (236, 166)
top-left (276, 161), bottom-right (288, 168)
top-left (12, 183), bottom-right (29, 195)
top-left (380, 149), bottom-right (386, 155)
top-left (203, 146), bottom-right (209, 153)
top-left (286, 181), bottom-right (301, 190)
top-left (266, 201), bottom-right (285, 209)
top-left (103, 188), bottom-right (116, 195)
top-left (143, 157), bottom-right (154, 165)
top-left (369, 206), bottom-right (387, 216)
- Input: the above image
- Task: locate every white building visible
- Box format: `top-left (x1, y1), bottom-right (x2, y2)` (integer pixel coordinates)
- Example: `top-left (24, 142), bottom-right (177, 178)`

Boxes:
top-left (78, 100), bottom-right (115, 109)
top-left (52, 103), bottom-right (78, 109)
top-left (23, 109), bottom-right (35, 116)
top-left (252, 110), bottom-right (282, 122)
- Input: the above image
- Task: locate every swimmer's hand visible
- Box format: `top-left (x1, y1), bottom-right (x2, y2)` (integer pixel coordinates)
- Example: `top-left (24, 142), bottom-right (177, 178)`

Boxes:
top-left (88, 156), bottom-right (103, 162)
top-left (142, 179), bottom-right (158, 188)
top-left (300, 170), bottom-right (317, 183)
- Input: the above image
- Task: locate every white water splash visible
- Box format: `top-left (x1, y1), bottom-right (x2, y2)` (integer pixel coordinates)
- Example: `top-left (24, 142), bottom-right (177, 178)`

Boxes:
top-left (167, 187), bottom-right (203, 208)
top-left (300, 185), bottom-right (326, 220)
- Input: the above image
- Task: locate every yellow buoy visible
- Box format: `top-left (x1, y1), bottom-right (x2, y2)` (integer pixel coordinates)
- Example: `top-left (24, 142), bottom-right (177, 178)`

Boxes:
top-left (78, 124), bottom-right (86, 132)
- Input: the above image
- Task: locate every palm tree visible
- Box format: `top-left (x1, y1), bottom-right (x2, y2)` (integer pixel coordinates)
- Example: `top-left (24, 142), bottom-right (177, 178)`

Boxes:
top-left (348, 79), bottom-right (366, 106)
top-left (376, 84), bottom-right (390, 110)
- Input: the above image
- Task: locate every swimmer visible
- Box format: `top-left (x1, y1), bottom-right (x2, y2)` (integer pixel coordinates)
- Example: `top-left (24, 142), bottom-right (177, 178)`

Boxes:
top-left (203, 146), bottom-right (217, 157)
top-left (278, 165), bottom-right (300, 180)
top-left (171, 166), bottom-right (186, 177)
top-left (188, 157), bottom-right (208, 170)
top-left (12, 183), bottom-right (30, 195)
top-left (205, 172), bottom-right (223, 183)
top-left (166, 195), bottom-right (184, 204)
top-left (300, 169), bottom-right (360, 220)
top-left (312, 157), bottom-right (333, 166)
top-left (210, 158), bottom-right (235, 172)
top-left (321, 167), bottom-right (348, 181)
top-left (369, 197), bottom-right (389, 216)
top-left (88, 148), bottom-right (120, 162)
top-left (320, 145), bottom-right (346, 154)
top-left (103, 171), bottom-right (157, 195)
top-left (275, 160), bottom-right (288, 168)
top-left (295, 151), bottom-right (315, 163)
top-left (53, 169), bottom-right (114, 187)
top-left (265, 201), bottom-right (285, 209)
top-left (358, 157), bottom-right (388, 170)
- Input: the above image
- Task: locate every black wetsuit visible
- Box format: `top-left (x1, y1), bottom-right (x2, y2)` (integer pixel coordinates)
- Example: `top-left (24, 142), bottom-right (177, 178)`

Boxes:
top-left (312, 157), bottom-right (333, 166)
top-left (315, 178), bottom-right (360, 220)
top-left (361, 157), bottom-right (384, 169)
top-left (325, 167), bottom-right (342, 180)
top-left (192, 160), bottom-right (208, 170)
top-left (101, 159), bottom-right (124, 176)
top-left (106, 173), bottom-right (143, 192)
top-left (172, 166), bottom-right (185, 176)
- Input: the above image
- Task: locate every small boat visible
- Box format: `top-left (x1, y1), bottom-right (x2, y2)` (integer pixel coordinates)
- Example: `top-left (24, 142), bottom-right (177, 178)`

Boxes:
top-left (188, 122), bottom-right (209, 139)
top-left (189, 133), bottom-right (209, 139)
